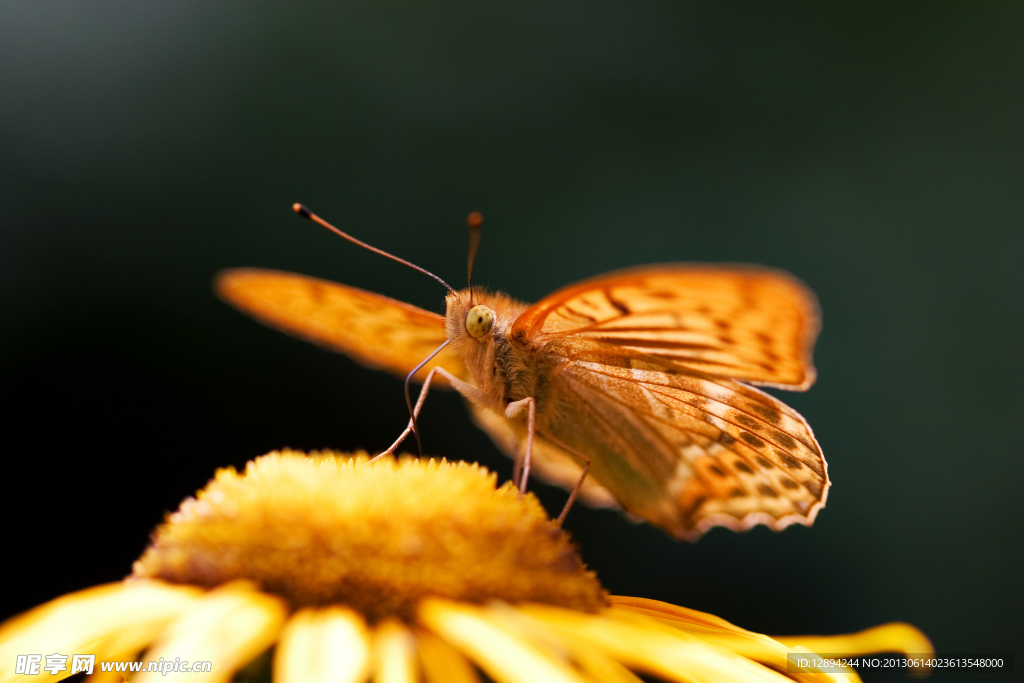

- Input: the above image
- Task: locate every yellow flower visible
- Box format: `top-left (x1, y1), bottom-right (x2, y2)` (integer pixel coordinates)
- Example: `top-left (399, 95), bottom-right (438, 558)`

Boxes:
top-left (0, 451), bottom-right (932, 683)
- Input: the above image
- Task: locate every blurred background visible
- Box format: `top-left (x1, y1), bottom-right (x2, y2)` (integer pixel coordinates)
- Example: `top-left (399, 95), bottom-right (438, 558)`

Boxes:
top-left (1, 3), bottom-right (1020, 680)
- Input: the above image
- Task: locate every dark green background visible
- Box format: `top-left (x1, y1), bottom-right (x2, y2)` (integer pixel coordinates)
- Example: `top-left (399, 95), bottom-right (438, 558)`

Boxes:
top-left (2, 3), bottom-right (1020, 680)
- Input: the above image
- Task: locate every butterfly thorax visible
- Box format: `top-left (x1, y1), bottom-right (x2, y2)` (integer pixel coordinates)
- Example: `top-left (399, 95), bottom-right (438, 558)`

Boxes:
top-left (444, 288), bottom-right (538, 412)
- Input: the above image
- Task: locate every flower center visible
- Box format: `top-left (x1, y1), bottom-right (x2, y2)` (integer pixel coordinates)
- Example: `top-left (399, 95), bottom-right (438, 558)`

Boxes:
top-left (132, 451), bottom-right (606, 622)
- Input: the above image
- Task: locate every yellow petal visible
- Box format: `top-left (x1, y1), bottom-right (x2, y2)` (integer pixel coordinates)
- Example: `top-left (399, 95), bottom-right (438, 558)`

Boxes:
top-left (773, 623), bottom-right (933, 658)
top-left (562, 644), bottom-right (646, 683)
top-left (134, 582), bottom-right (286, 683)
top-left (607, 606), bottom-right (859, 683)
top-left (774, 624), bottom-right (934, 676)
top-left (0, 581), bottom-right (201, 683)
top-left (519, 604), bottom-right (797, 683)
top-left (609, 596), bottom-right (760, 635)
top-left (275, 608), bottom-right (371, 683)
top-left (609, 601), bottom-right (786, 658)
top-left (416, 629), bottom-right (480, 683)
top-left (480, 604), bottom-right (636, 683)
top-left (373, 620), bottom-right (419, 683)
top-left (418, 599), bottom-right (591, 683)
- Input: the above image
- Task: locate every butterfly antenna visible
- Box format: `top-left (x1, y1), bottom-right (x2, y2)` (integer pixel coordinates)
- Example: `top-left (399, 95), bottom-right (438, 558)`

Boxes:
top-left (403, 339), bottom-right (452, 458)
top-left (293, 203), bottom-right (455, 293)
top-left (466, 211), bottom-right (483, 305)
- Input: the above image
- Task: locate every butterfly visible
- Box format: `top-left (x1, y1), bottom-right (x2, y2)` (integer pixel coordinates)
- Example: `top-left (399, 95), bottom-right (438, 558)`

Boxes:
top-left (215, 205), bottom-right (828, 540)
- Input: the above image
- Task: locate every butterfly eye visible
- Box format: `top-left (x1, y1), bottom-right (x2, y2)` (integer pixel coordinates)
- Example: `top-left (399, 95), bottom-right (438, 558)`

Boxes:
top-left (465, 305), bottom-right (494, 339)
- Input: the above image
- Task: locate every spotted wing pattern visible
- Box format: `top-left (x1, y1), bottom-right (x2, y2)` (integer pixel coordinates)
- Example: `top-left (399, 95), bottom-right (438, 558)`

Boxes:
top-left (539, 345), bottom-right (828, 540)
top-left (513, 266), bottom-right (820, 390)
top-left (215, 268), bottom-right (467, 383)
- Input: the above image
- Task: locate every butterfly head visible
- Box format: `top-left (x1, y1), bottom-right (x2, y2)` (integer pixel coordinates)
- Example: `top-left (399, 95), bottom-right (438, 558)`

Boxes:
top-left (444, 288), bottom-right (527, 349)
top-left (445, 289), bottom-right (498, 343)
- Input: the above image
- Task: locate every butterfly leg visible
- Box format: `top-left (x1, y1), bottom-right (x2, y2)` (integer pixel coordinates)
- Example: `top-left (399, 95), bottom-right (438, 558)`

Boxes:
top-left (374, 366), bottom-right (490, 460)
top-left (537, 431), bottom-right (592, 526)
top-left (504, 397), bottom-right (536, 494)
top-left (556, 460), bottom-right (591, 525)
top-left (373, 367), bottom-right (443, 461)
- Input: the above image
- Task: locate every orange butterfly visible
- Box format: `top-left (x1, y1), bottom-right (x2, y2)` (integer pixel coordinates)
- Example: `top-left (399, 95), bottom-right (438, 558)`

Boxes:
top-left (216, 206), bottom-right (828, 540)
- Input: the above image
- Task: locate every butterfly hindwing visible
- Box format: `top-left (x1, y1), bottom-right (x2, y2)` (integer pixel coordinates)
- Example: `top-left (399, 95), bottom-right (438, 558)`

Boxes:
top-left (215, 268), bottom-right (467, 383)
top-left (537, 341), bottom-right (828, 540)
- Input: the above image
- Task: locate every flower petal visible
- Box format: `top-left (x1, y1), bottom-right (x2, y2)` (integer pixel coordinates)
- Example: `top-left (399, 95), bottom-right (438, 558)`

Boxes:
top-left (773, 624), bottom-right (933, 658)
top-left (416, 629), bottom-right (480, 683)
top-left (134, 582), bottom-right (286, 683)
top-left (274, 608), bottom-right (371, 683)
top-left (773, 624), bottom-right (934, 676)
top-left (373, 620), bottom-right (419, 683)
top-left (609, 596), bottom-right (763, 636)
top-left (0, 581), bottom-right (201, 683)
top-left (418, 599), bottom-right (590, 683)
top-left (608, 596), bottom-right (927, 681)
top-left (479, 604), bottom-right (640, 683)
top-left (607, 605), bottom-right (858, 683)
top-left (519, 604), bottom-right (799, 683)
top-left (560, 644), bottom-right (646, 683)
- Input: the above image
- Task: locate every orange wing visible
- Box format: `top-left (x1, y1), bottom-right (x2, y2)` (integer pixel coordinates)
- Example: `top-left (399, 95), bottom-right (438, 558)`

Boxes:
top-left (512, 265), bottom-right (820, 390)
top-left (509, 264), bottom-right (825, 538)
top-left (215, 268), bottom-right (467, 383)
top-left (537, 345), bottom-right (828, 540)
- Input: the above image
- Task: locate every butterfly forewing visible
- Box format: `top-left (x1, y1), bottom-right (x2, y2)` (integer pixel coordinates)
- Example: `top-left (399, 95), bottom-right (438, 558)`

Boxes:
top-left (215, 268), bottom-right (467, 383)
top-left (513, 266), bottom-right (820, 390)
